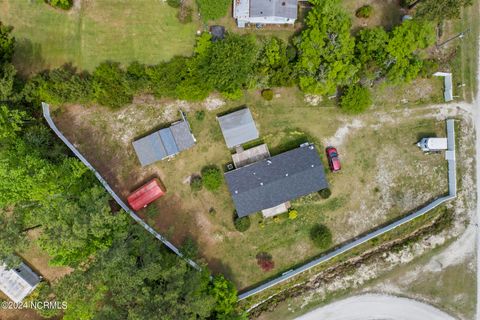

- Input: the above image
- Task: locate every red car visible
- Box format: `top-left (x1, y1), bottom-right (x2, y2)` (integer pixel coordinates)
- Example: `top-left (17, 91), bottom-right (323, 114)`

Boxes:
top-left (326, 147), bottom-right (341, 172)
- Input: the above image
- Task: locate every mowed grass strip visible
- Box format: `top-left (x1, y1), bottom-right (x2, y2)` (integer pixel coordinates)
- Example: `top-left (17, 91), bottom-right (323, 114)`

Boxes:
top-left (1, 0), bottom-right (199, 74)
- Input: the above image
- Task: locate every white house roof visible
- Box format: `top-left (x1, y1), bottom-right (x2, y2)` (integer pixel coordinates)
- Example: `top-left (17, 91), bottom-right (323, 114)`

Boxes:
top-left (0, 263), bottom-right (41, 303)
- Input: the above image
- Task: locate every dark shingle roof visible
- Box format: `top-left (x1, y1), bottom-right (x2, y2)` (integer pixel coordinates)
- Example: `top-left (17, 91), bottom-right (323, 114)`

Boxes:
top-left (250, 0), bottom-right (298, 19)
top-left (218, 108), bottom-right (259, 148)
top-left (133, 120), bottom-right (195, 166)
top-left (225, 144), bottom-right (328, 217)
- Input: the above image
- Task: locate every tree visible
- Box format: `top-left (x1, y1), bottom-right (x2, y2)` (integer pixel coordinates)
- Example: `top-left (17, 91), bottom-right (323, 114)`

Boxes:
top-left (356, 5), bottom-right (374, 18)
top-left (413, 0), bottom-right (472, 21)
top-left (195, 34), bottom-right (257, 95)
top-left (310, 224), bottom-right (332, 249)
top-left (384, 20), bottom-right (436, 83)
top-left (340, 84), bottom-right (372, 114)
top-left (54, 225), bottom-right (226, 319)
top-left (0, 208), bottom-right (27, 268)
top-left (355, 27), bottom-right (389, 80)
top-left (0, 63), bottom-right (16, 101)
top-left (32, 185), bottom-right (128, 267)
top-left (209, 275), bottom-right (238, 316)
top-left (295, 0), bottom-right (357, 95)
top-left (0, 104), bottom-right (26, 141)
top-left (0, 22), bottom-right (14, 65)
top-left (45, 0), bottom-right (73, 10)
top-left (196, 0), bottom-right (230, 21)
top-left (92, 62), bottom-right (133, 108)
top-left (256, 38), bottom-right (295, 87)
top-left (201, 165), bottom-right (223, 191)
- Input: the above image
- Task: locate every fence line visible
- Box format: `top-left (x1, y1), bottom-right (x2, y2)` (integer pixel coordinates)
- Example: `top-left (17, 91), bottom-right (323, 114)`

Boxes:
top-left (42, 103), bottom-right (201, 271)
top-left (238, 118), bottom-right (457, 300)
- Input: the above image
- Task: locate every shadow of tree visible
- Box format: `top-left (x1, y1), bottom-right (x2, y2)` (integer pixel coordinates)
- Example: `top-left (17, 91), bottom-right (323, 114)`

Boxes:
top-left (13, 38), bottom-right (46, 76)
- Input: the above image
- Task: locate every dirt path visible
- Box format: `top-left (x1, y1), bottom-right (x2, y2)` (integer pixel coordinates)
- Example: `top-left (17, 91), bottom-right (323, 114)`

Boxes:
top-left (295, 294), bottom-right (455, 320)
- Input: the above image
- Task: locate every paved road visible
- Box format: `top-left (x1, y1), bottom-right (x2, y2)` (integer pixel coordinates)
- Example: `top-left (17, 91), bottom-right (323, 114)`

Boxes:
top-left (295, 294), bottom-right (455, 320)
top-left (475, 23), bottom-right (480, 320)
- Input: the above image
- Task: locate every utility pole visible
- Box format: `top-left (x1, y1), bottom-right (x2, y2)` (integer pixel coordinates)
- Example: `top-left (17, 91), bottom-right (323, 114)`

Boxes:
top-left (437, 29), bottom-right (470, 48)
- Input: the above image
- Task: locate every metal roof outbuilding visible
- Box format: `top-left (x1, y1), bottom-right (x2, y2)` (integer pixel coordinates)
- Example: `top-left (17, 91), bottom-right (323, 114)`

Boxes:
top-left (0, 262), bottom-right (41, 303)
top-left (218, 108), bottom-right (259, 148)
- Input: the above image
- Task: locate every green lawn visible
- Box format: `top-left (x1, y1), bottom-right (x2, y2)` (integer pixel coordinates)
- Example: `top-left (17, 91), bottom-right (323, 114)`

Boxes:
top-left (1, 0), bottom-right (200, 74)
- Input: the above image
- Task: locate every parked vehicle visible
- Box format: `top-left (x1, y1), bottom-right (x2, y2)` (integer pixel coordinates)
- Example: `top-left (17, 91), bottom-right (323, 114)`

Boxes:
top-left (417, 137), bottom-right (448, 152)
top-left (326, 147), bottom-right (341, 172)
top-left (127, 178), bottom-right (166, 211)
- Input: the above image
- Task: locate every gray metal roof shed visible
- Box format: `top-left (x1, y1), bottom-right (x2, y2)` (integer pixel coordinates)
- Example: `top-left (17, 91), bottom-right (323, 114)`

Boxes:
top-left (225, 144), bottom-right (329, 217)
top-left (133, 120), bottom-right (195, 166)
top-left (218, 108), bottom-right (259, 148)
top-left (0, 262), bottom-right (41, 303)
top-left (250, 0), bottom-right (298, 19)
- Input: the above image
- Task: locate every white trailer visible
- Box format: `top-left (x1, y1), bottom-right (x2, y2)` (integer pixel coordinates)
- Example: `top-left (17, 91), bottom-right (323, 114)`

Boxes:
top-left (417, 137), bottom-right (448, 152)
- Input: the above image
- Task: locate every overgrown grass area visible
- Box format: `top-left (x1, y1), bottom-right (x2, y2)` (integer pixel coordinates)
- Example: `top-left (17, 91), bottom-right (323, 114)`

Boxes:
top-left (0, 0), bottom-right (200, 74)
top-left (52, 84), bottom-right (448, 289)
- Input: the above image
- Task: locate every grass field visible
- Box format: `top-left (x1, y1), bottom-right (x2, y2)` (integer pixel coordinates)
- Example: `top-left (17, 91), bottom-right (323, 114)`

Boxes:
top-left (52, 80), bottom-right (448, 289)
top-left (0, 0), bottom-right (200, 75)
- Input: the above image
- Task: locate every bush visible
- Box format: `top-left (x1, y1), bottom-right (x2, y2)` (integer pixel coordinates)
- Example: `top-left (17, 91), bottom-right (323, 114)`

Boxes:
top-left (310, 224), bottom-right (333, 249)
top-left (418, 59), bottom-right (439, 78)
top-left (288, 210), bottom-right (298, 220)
top-left (190, 175), bottom-right (203, 192)
top-left (319, 188), bottom-right (332, 199)
top-left (45, 0), bottom-right (73, 10)
top-left (256, 252), bottom-right (274, 271)
top-left (234, 215), bottom-right (251, 232)
top-left (196, 0), bottom-right (230, 21)
top-left (340, 84), bottom-right (372, 114)
top-left (201, 165), bottom-right (223, 191)
top-left (356, 5), bottom-right (373, 18)
top-left (167, 0), bottom-right (181, 8)
top-left (195, 110), bottom-right (206, 121)
top-left (261, 89), bottom-right (274, 101)
top-left (92, 62), bottom-right (133, 108)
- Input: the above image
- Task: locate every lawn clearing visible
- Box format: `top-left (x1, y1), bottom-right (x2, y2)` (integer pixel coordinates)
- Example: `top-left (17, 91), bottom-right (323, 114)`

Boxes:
top-left (0, 0), bottom-right (200, 74)
top-left (51, 82), bottom-right (448, 289)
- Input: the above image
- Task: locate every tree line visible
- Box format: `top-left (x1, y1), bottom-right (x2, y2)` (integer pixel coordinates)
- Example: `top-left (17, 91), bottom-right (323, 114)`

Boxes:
top-left (0, 22), bottom-right (243, 319)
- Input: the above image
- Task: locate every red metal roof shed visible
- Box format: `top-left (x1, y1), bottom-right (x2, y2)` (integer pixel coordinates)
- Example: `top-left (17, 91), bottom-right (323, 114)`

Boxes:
top-left (127, 179), bottom-right (166, 211)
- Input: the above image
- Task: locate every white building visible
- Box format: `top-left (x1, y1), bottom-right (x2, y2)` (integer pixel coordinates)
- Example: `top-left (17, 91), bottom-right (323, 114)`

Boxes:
top-left (234, 0), bottom-right (298, 28)
top-left (0, 262), bottom-right (41, 303)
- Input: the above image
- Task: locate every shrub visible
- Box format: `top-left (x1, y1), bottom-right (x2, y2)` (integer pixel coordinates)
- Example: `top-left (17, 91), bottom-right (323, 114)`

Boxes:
top-left (167, 0), bottom-right (181, 8)
top-left (45, 0), bottom-right (73, 10)
top-left (319, 188), bottom-right (332, 199)
top-left (190, 175), bottom-right (203, 192)
top-left (261, 89), bottom-right (274, 101)
top-left (92, 62), bottom-right (133, 108)
top-left (209, 207), bottom-right (217, 215)
top-left (201, 166), bottom-right (223, 191)
top-left (256, 252), bottom-right (274, 271)
top-left (340, 84), bottom-right (372, 114)
top-left (195, 110), bottom-right (206, 121)
top-left (234, 216), bottom-right (251, 232)
top-left (310, 224), bottom-right (333, 249)
top-left (288, 210), bottom-right (298, 220)
top-left (356, 5), bottom-right (373, 18)
top-left (196, 0), bottom-right (230, 21)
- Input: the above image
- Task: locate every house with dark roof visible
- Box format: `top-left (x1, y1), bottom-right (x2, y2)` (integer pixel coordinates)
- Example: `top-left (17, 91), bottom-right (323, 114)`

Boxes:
top-left (133, 115), bottom-right (195, 166)
top-left (0, 262), bottom-right (41, 303)
top-left (225, 143), bottom-right (328, 217)
top-left (233, 0), bottom-right (299, 28)
top-left (218, 108), bottom-right (259, 148)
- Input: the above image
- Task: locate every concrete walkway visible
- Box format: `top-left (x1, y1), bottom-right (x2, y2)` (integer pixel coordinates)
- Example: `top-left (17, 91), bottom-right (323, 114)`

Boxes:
top-left (295, 294), bottom-right (455, 320)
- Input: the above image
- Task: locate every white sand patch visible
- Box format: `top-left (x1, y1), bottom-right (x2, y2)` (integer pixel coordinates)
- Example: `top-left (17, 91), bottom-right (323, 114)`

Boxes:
top-left (203, 97), bottom-right (225, 111)
top-left (323, 119), bottom-right (364, 147)
top-left (304, 94), bottom-right (323, 106)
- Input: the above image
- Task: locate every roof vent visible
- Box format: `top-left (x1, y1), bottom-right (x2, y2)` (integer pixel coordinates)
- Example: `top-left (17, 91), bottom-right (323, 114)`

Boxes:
top-left (309, 145), bottom-right (314, 150)
top-left (285, 173), bottom-right (289, 177)
top-left (267, 160), bottom-right (272, 165)
top-left (260, 182), bottom-right (264, 186)
top-left (311, 164), bottom-right (314, 167)
top-left (235, 190), bottom-right (238, 194)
